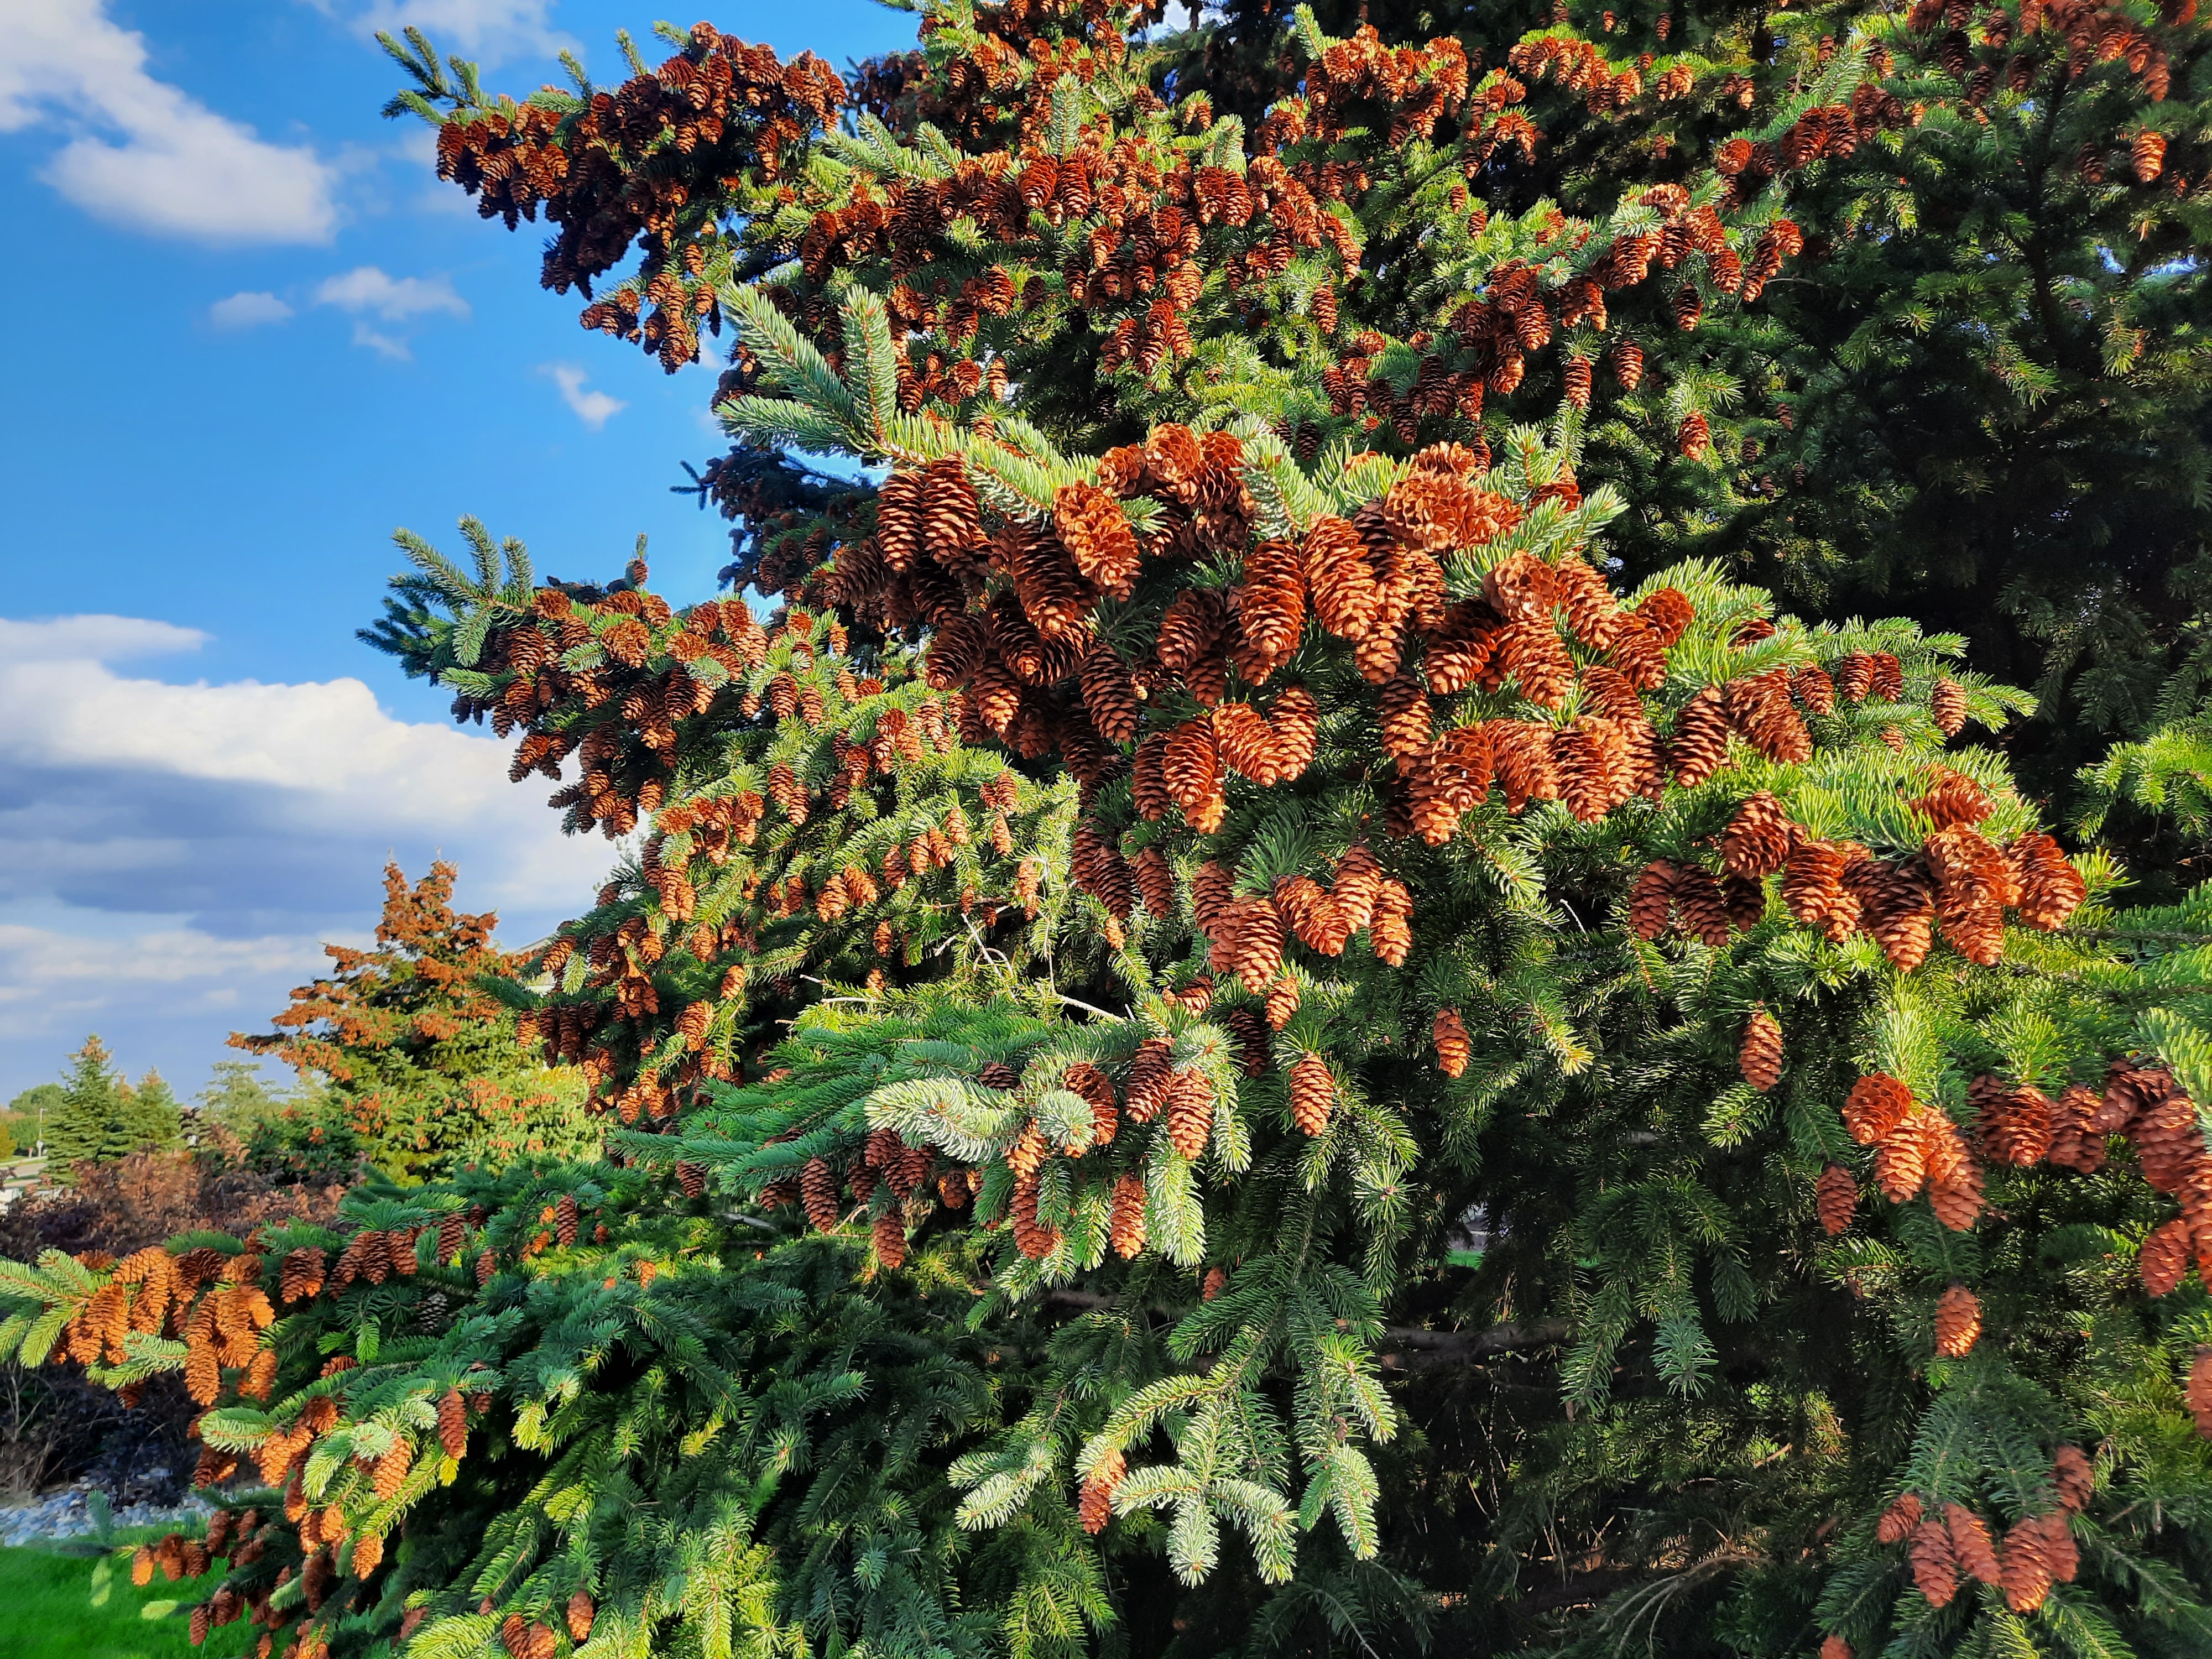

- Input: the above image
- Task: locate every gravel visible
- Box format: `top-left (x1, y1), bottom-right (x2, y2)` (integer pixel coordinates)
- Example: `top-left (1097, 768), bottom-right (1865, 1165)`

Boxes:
top-left (0, 1479), bottom-right (212, 1547)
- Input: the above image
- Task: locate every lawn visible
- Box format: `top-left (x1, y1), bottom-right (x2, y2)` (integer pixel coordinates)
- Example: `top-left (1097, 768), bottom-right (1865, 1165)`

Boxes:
top-left (0, 1531), bottom-right (253, 1659)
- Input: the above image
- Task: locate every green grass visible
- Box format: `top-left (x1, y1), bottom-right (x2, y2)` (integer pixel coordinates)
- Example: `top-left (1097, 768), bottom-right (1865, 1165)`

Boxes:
top-left (0, 1527), bottom-right (253, 1659)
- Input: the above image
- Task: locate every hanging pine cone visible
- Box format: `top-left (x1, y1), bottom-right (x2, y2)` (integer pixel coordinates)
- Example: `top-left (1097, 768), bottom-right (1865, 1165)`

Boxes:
top-left (1289, 1054), bottom-right (1335, 1135)
top-left (872, 1211), bottom-right (907, 1270)
top-left (1931, 678), bottom-right (1968, 738)
top-left (1434, 1008), bottom-right (1472, 1077)
top-left (1739, 1008), bottom-right (1784, 1091)
top-left (1612, 339), bottom-right (1645, 390)
top-left (1722, 793), bottom-right (1796, 878)
top-left (1815, 1164), bottom-right (1856, 1235)
top-left (1672, 867), bottom-right (1732, 947)
top-left (1109, 1173), bottom-right (1148, 1258)
top-left (1876, 1491), bottom-right (1922, 1545)
top-left (1678, 411), bottom-right (1711, 458)
top-left (2140, 1218), bottom-right (2192, 1295)
top-left (566, 1592), bottom-right (596, 1644)
top-left (1793, 665), bottom-right (1837, 714)
top-left (1124, 1037), bottom-right (1175, 1121)
top-left (1670, 686), bottom-right (1733, 786)
top-left (1929, 1162), bottom-right (1984, 1230)
top-left (1563, 355), bottom-right (1593, 407)
top-left (1934, 1283), bottom-right (1982, 1358)
top-left (1078, 1449), bottom-right (1126, 1534)
top-left (1265, 974), bottom-right (1301, 1030)
top-left (1910, 1519), bottom-right (1961, 1606)
top-left (1628, 859), bottom-right (1678, 940)
top-left (1164, 1068), bottom-right (1216, 1159)
top-left (1998, 1513), bottom-right (2057, 1613)
top-left (2188, 1348), bottom-right (2212, 1436)
top-left (2133, 129), bottom-right (2167, 183)
top-left (800, 1157), bottom-right (840, 1233)
top-left (1945, 1504), bottom-right (2002, 1585)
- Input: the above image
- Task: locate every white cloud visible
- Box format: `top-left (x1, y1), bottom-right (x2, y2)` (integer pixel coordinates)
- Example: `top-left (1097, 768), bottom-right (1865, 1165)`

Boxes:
top-left (544, 363), bottom-right (626, 430)
top-left (0, 0), bottom-right (338, 243)
top-left (0, 614), bottom-right (618, 1094)
top-left (303, 0), bottom-right (572, 64)
top-left (0, 615), bottom-right (204, 663)
top-left (314, 265), bottom-right (468, 321)
top-left (208, 290), bottom-right (295, 330)
top-left (350, 321), bottom-right (414, 360)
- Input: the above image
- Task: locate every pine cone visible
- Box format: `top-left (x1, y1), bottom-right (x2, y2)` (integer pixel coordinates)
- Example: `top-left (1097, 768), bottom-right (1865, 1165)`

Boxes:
top-left (1274, 876), bottom-right (1351, 954)
top-left (1434, 1009), bottom-right (1472, 1078)
top-left (1164, 1068), bottom-right (1216, 1159)
top-left (1739, 1009), bottom-right (1784, 1091)
top-left (1378, 671), bottom-right (1434, 759)
top-left (1331, 843), bottom-right (1384, 931)
top-left (1874, 1118), bottom-right (1929, 1203)
top-left (1793, 665), bottom-right (1837, 714)
top-left (2191, 1348), bottom-right (2212, 1436)
top-left (437, 1389), bottom-right (468, 1460)
top-left (1909, 1518), bottom-right (1961, 1606)
top-left (1370, 879), bottom-right (1415, 965)
top-left (1124, 1038), bottom-right (1176, 1123)
top-left (1078, 1449), bottom-right (1126, 1534)
top-left (2047, 1084), bottom-right (2107, 1173)
top-left (1928, 1163), bottom-right (1983, 1231)
top-left (353, 1532), bottom-right (384, 1579)
top-left (872, 1210), bottom-right (908, 1270)
top-left (1876, 1491), bottom-right (1922, 1545)
top-left (1721, 793), bottom-right (1796, 878)
top-left (1612, 339), bottom-right (1645, 390)
top-left (1265, 975), bottom-right (1301, 1030)
top-left (1934, 1283), bottom-right (1981, 1358)
top-left (1669, 686), bottom-right (1733, 787)
top-left (1931, 678), bottom-right (1968, 738)
top-left (2140, 1218), bottom-right (2191, 1296)
top-left (1289, 1054), bottom-right (1335, 1135)
top-left (567, 1592), bottom-right (596, 1644)
top-left (1555, 717), bottom-right (1632, 820)
top-left (2053, 1445), bottom-right (2094, 1512)
top-left (1783, 840), bottom-right (1862, 940)
top-left (1672, 867), bottom-right (1732, 947)
top-left (1944, 1503), bottom-right (2001, 1585)
top-left (1999, 1512), bottom-right (2055, 1613)
top-left (1816, 1164), bottom-right (1857, 1235)
top-left (2009, 832), bottom-right (2086, 930)
top-left (800, 1157), bottom-right (841, 1233)
top-left (1109, 1173), bottom-right (1149, 1258)
top-left (1628, 860), bottom-right (1678, 940)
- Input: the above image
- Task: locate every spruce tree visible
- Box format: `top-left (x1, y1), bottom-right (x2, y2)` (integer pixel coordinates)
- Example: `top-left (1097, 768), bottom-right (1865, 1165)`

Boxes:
top-left (44, 1036), bottom-right (179, 1174)
top-left (229, 862), bottom-right (596, 1182)
top-left (9, 8), bottom-right (2212, 1659)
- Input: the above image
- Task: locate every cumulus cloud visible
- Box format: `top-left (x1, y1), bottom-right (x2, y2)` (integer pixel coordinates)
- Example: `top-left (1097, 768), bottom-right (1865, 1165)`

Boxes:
top-left (311, 266), bottom-right (468, 359)
top-left (0, 615), bottom-right (617, 1095)
top-left (0, 0), bottom-right (338, 244)
top-left (315, 265), bottom-right (468, 321)
top-left (544, 363), bottom-right (626, 430)
top-left (208, 290), bottom-right (295, 330)
top-left (303, 0), bottom-right (572, 64)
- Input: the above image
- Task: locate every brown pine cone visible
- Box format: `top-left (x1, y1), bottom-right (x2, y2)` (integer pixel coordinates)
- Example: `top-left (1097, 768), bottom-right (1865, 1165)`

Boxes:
top-left (1928, 1164), bottom-right (1984, 1232)
top-left (437, 1389), bottom-right (468, 1460)
top-left (1874, 1120), bottom-right (1929, 1204)
top-left (1934, 1283), bottom-right (1982, 1358)
top-left (1433, 1009), bottom-right (1472, 1078)
top-left (872, 1211), bottom-right (908, 1271)
top-left (1739, 1009), bottom-right (1783, 1092)
top-left (1999, 1513), bottom-right (2055, 1613)
top-left (1265, 975), bottom-right (1301, 1031)
top-left (1331, 843), bottom-right (1384, 931)
top-left (1289, 1054), bottom-right (1335, 1136)
top-left (1124, 1038), bottom-right (1176, 1123)
top-left (1792, 665), bottom-right (1837, 714)
top-left (2190, 1347), bottom-right (2212, 1435)
top-left (1843, 1074), bottom-right (1914, 1145)
top-left (1815, 1164), bottom-right (1857, 1235)
top-left (1109, 1173), bottom-right (1148, 1259)
top-left (1909, 1519), bottom-right (1961, 1606)
top-left (1669, 686), bottom-right (1733, 787)
top-left (566, 1591), bottom-right (596, 1644)
top-left (800, 1157), bottom-right (841, 1233)
top-left (1078, 1449), bottom-right (1126, 1535)
top-left (1370, 879), bottom-right (1414, 965)
top-left (1876, 1491), bottom-right (1922, 1545)
top-left (1945, 1503), bottom-right (2002, 1585)
top-left (2053, 1445), bottom-right (2094, 1511)
top-left (1672, 867), bottom-right (1732, 948)
top-left (1931, 677), bottom-right (1969, 738)
top-left (1721, 792), bottom-right (1796, 878)
top-left (1163, 1069), bottom-right (1216, 1160)
top-left (1627, 859), bottom-right (1678, 941)
top-left (2140, 1218), bottom-right (2191, 1296)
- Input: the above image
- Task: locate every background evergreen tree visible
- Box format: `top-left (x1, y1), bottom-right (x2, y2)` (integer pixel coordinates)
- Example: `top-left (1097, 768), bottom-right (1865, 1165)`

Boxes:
top-left (44, 1037), bottom-right (180, 1175)
top-left (229, 862), bottom-right (595, 1182)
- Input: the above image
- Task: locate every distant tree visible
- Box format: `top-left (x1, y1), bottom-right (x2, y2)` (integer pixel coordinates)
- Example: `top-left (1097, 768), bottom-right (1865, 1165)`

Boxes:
top-left (43, 1038), bottom-right (180, 1176)
top-left (3, 1083), bottom-right (65, 1157)
top-left (230, 862), bottom-right (596, 1182)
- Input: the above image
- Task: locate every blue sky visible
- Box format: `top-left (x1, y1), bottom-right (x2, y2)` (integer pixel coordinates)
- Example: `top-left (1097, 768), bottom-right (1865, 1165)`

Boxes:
top-left (0, 0), bottom-right (916, 1102)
